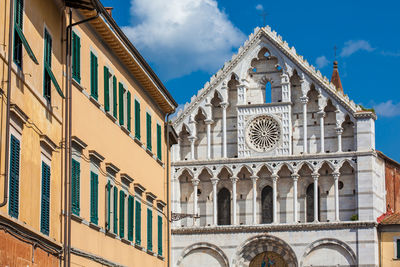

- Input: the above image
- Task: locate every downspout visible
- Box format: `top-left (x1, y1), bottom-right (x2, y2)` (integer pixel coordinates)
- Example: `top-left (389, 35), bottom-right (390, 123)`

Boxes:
top-left (64, 8), bottom-right (99, 267)
top-left (0, 0), bottom-right (14, 207)
top-left (165, 112), bottom-right (172, 267)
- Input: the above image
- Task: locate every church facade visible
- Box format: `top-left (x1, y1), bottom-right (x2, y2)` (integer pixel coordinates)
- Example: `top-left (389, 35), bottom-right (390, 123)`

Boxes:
top-left (170, 26), bottom-right (387, 267)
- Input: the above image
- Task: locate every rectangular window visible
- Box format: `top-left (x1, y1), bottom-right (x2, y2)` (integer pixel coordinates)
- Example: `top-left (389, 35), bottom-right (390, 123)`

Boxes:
top-left (43, 30), bottom-right (52, 102)
top-left (158, 215), bottom-right (162, 256)
top-left (9, 135), bottom-right (20, 219)
top-left (13, 0), bottom-right (23, 68)
top-left (147, 208), bottom-right (153, 251)
top-left (128, 196), bottom-right (134, 241)
top-left (105, 181), bottom-right (112, 231)
top-left (157, 124), bottom-right (162, 160)
top-left (90, 172), bottom-right (98, 224)
top-left (104, 66), bottom-right (110, 111)
top-left (72, 31), bottom-right (81, 83)
top-left (71, 159), bottom-right (80, 216)
top-left (127, 91), bottom-right (131, 132)
top-left (113, 76), bottom-right (118, 119)
top-left (134, 100), bottom-right (140, 139)
top-left (135, 200), bottom-right (141, 245)
top-left (90, 52), bottom-right (98, 100)
top-left (397, 239), bottom-right (400, 259)
top-left (119, 190), bottom-right (126, 238)
top-left (146, 113), bottom-right (152, 151)
top-left (113, 186), bottom-right (118, 234)
top-left (40, 161), bottom-right (51, 235)
top-left (119, 82), bottom-right (125, 126)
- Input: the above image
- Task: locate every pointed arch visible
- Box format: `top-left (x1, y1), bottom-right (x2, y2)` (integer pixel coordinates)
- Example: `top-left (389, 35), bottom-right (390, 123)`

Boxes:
top-left (296, 161), bottom-right (315, 174)
top-left (276, 162), bottom-right (294, 174)
top-left (236, 164), bottom-right (254, 177)
top-left (217, 188), bottom-right (231, 225)
top-left (198, 166), bottom-right (214, 178)
top-left (175, 167), bottom-right (194, 180)
top-left (255, 164), bottom-right (274, 176)
top-left (216, 165), bottom-right (233, 178)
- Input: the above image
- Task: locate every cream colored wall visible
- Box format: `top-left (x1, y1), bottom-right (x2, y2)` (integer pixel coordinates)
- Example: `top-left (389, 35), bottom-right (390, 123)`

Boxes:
top-left (0, 0), bottom-right (64, 243)
top-left (380, 232), bottom-right (400, 267)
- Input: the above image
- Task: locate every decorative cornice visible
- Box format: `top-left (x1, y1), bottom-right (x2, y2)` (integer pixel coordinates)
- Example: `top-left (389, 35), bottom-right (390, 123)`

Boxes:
top-left (105, 162), bottom-right (120, 173)
top-left (40, 134), bottom-right (58, 152)
top-left (89, 150), bottom-right (105, 162)
top-left (10, 104), bottom-right (29, 124)
top-left (71, 136), bottom-right (87, 150)
top-left (354, 111), bottom-right (377, 120)
top-left (134, 183), bottom-right (146, 195)
top-left (172, 221), bottom-right (377, 235)
top-left (120, 173), bottom-right (134, 185)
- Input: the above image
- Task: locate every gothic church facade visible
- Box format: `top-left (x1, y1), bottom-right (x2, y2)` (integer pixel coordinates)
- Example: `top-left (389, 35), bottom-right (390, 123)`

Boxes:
top-left (171, 26), bottom-right (387, 267)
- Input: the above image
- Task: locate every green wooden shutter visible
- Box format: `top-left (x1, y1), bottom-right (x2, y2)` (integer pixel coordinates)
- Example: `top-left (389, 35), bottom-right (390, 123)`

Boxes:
top-left (146, 113), bottom-right (152, 151)
top-left (135, 200), bottom-right (141, 245)
top-left (119, 83), bottom-right (124, 126)
top-left (72, 32), bottom-right (81, 83)
top-left (113, 186), bottom-right (118, 234)
top-left (127, 91), bottom-right (131, 132)
top-left (104, 66), bottom-right (110, 111)
top-left (90, 172), bottom-right (98, 224)
top-left (9, 135), bottom-right (20, 219)
top-left (40, 162), bottom-right (51, 236)
top-left (15, 0), bottom-right (23, 27)
top-left (113, 76), bottom-right (118, 119)
top-left (397, 239), bottom-right (400, 259)
top-left (71, 159), bottom-right (80, 216)
top-left (158, 215), bottom-right (162, 256)
top-left (119, 190), bottom-right (125, 238)
top-left (106, 181), bottom-right (111, 231)
top-left (134, 100), bottom-right (141, 139)
top-left (13, 0), bottom-right (23, 67)
top-left (90, 52), bottom-right (98, 100)
top-left (157, 124), bottom-right (162, 160)
top-left (128, 196), bottom-right (134, 241)
top-left (147, 208), bottom-right (153, 251)
top-left (43, 30), bottom-right (52, 102)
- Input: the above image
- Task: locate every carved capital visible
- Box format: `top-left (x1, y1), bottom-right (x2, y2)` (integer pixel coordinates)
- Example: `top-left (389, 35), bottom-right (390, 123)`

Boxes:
top-left (220, 102), bottom-right (229, 109)
top-left (335, 127), bottom-right (344, 135)
top-left (204, 119), bottom-right (214, 125)
top-left (230, 176), bottom-right (239, 184)
top-left (210, 177), bottom-right (219, 186)
top-left (291, 174), bottom-right (300, 181)
top-left (271, 174), bottom-right (279, 182)
top-left (332, 172), bottom-right (340, 180)
top-left (192, 178), bottom-right (200, 186)
top-left (311, 172), bottom-right (320, 181)
top-left (250, 176), bottom-right (258, 183)
top-left (300, 96), bottom-right (309, 104)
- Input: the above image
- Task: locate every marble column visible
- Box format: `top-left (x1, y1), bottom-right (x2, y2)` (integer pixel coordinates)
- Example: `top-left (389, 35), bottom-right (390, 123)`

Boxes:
top-left (192, 178), bottom-right (200, 226)
top-left (333, 172), bottom-right (340, 221)
top-left (210, 178), bottom-right (219, 225)
top-left (231, 176), bottom-right (239, 225)
top-left (312, 172), bottom-right (320, 222)
top-left (189, 137), bottom-right (196, 160)
top-left (318, 111), bottom-right (325, 153)
top-left (221, 102), bottom-right (228, 158)
top-left (300, 96), bottom-right (309, 154)
top-left (205, 119), bottom-right (213, 160)
top-left (336, 126), bottom-right (343, 152)
top-left (271, 174), bottom-right (279, 224)
top-left (251, 176), bottom-right (258, 224)
top-left (291, 174), bottom-right (299, 223)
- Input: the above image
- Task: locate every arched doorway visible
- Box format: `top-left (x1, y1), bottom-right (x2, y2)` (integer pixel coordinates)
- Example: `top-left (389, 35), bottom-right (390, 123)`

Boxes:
top-left (217, 188), bottom-right (230, 225)
top-left (250, 251), bottom-right (288, 267)
top-left (306, 183), bottom-right (320, 222)
top-left (261, 185), bottom-right (273, 224)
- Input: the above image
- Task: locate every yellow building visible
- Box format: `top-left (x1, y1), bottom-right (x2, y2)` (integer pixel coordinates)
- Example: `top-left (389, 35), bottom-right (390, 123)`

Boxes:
top-left (378, 213), bottom-right (400, 266)
top-left (0, 0), bottom-right (177, 266)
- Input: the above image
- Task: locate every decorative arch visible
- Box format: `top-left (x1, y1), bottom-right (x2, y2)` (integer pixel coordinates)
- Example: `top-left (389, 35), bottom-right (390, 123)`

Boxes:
top-left (236, 164), bottom-right (254, 176)
top-left (232, 234), bottom-right (298, 267)
top-left (217, 165), bottom-right (234, 177)
top-left (336, 159), bottom-right (356, 171)
top-left (300, 238), bottom-right (357, 267)
top-left (198, 166), bottom-right (214, 178)
top-left (175, 167), bottom-right (194, 179)
top-left (315, 160), bottom-right (335, 172)
top-left (255, 163), bottom-right (274, 176)
top-left (295, 161), bottom-right (315, 173)
top-left (176, 242), bottom-right (229, 267)
top-left (275, 162), bottom-right (295, 174)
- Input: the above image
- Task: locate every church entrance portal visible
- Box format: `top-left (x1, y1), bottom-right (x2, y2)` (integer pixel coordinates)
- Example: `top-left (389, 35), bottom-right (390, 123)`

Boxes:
top-left (249, 251), bottom-right (288, 267)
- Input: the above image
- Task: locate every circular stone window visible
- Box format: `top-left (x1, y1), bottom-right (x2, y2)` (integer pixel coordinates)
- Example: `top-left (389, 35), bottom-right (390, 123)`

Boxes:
top-left (246, 115), bottom-right (281, 152)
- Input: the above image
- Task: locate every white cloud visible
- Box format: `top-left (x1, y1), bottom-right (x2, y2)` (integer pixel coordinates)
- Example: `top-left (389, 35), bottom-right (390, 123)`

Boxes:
top-left (255, 4), bottom-right (264, 11)
top-left (381, 50), bottom-right (400, 57)
top-left (373, 100), bottom-right (400, 117)
top-left (340, 40), bottom-right (374, 57)
top-left (315, 56), bottom-right (329, 69)
top-left (122, 0), bottom-right (246, 80)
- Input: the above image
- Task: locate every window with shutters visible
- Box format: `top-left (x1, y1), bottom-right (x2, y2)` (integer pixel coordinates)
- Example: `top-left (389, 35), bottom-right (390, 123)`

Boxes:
top-left (147, 208), bottom-right (153, 251)
top-left (90, 172), bottom-right (99, 224)
top-left (9, 135), bottom-right (20, 219)
top-left (40, 161), bottom-right (51, 235)
top-left (157, 124), bottom-right (162, 160)
top-left (157, 215), bottom-right (162, 256)
top-left (43, 29), bottom-right (63, 102)
top-left (104, 66), bottom-right (112, 112)
top-left (113, 186), bottom-right (118, 234)
top-left (90, 52), bottom-right (98, 100)
top-left (128, 196), bottom-right (134, 241)
top-left (119, 82), bottom-right (125, 126)
top-left (119, 190), bottom-right (126, 238)
top-left (71, 159), bottom-right (80, 216)
top-left (105, 181), bottom-right (112, 231)
top-left (127, 91), bottom-right (132, 132)
top-left (146, 113), bottom-right (152, 151)
top-left (113, 76), bottom-right (118, 119)
top-left (396, 237), bottom-right (400, 259)
top-left (135, 200), bottom-right (141, 245)
top-left (72, 31), bottom-right (81, 83)
top-left (134, 99), bottom-right (140, 139)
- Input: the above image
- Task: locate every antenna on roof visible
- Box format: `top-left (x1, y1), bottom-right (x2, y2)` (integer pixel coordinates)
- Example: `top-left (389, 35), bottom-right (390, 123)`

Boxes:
top-left (259, 11), bottom-right (268, 26)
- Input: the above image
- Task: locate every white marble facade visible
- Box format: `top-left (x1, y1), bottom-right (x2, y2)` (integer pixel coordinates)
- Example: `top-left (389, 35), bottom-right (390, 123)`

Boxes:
top-left (171, 26), bottom-right (385, 267)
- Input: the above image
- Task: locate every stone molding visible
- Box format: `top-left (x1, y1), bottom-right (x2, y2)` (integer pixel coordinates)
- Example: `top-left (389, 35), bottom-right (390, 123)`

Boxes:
top-left (176, 242), bottom-right (230, 267)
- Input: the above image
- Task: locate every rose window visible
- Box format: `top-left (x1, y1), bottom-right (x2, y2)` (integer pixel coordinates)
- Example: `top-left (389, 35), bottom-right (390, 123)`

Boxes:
top-left (246, 115), bottom-right (281, 152)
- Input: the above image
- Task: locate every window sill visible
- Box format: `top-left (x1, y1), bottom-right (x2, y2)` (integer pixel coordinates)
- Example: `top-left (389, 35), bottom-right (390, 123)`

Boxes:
top-left (134, 137), bottom-right (142, 146)
top-left (146, 249), bottom-right (155, 256)
top-left (106, 111), bottom-right (117, 123)
top-left (89, 222), bottom-right (101, 231)
top-left (134, 243), bottom-right (143, 250)
top-left (146, 148), bottom-right (153, 157)
top-left (71, 213), bottom-right (83, 223)
top-left (121, 238), bottom-right (131, 245)
top-left (156, 157), bottom-right (164, 167)
top-left (89, 96), bottom-right (101, 108)
top-left (72, 78), bottom-right (83, 91)
top-left (121, 125), bottom-right (131, 135)
top-left (157, 255), bottom-right (164, 260)
top-left (105, 231), bottom-right (117, 239)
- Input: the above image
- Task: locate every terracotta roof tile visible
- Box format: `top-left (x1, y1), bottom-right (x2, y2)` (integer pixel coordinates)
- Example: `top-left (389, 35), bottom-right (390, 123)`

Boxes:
top-left (380, 213), bottom-right (400, 225)
top-left (331, 61), bottom-right (343, 94)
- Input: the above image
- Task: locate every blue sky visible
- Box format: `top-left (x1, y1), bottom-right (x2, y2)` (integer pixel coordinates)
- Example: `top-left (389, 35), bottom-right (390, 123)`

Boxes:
top-left (102, 0), bottom-right (400, 161)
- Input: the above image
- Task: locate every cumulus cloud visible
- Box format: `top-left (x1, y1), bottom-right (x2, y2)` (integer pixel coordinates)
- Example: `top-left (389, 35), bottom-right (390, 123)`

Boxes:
top-left (315, 56), bottom-right (329, 69)
top-left (122, 0), bottom-right (246, 80)
top-left (373, 100), bottom-right (400, 117)
top-left (255, 4), bottom-right (264, 11)
top-left (340, 40), bottom-right (374, 57)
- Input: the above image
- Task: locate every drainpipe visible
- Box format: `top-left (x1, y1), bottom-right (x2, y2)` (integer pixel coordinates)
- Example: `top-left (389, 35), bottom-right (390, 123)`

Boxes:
top-left (0, 0), bottom-right (14, 208)
top-left (165, 112), bottom-right (172, 267)
top-left (63, 8), bottom-right (99, 267)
